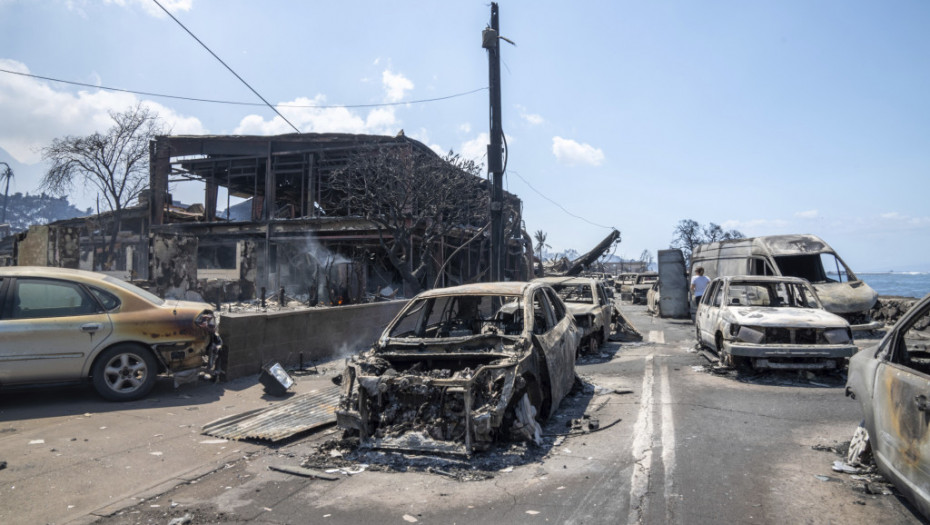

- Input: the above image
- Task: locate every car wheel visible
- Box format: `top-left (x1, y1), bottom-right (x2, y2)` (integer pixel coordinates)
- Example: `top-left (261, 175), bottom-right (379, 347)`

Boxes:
top-left (586, 336), bottom-right (599, 354)
top-left (92, 344), bottom-right (158, 401)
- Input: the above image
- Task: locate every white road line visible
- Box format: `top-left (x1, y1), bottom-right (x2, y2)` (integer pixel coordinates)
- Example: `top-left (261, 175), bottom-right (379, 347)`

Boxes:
top-left (660, 362), bottom-right (678, 524)
top-left (627, 355), bottom-right (654, 525)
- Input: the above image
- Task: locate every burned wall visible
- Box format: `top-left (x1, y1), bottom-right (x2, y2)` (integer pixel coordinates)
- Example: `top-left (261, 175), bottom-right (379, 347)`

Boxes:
top-left (16, 225), bottom-right (50, 266)
top-left (218, 299), bottom-right (407, 379)
top-left (49, 227), bottom-right (81, 269)
top-left (151, 232), bottom-right (198, 299)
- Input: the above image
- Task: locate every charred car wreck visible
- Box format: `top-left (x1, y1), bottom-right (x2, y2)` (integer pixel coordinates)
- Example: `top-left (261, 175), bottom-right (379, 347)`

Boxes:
top-left (336, 282), bottom-right (580, 455)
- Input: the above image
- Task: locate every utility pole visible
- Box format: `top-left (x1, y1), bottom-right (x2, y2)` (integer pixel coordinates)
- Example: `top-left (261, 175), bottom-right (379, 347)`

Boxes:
top-left (483, 2), bottom-right (504, 282)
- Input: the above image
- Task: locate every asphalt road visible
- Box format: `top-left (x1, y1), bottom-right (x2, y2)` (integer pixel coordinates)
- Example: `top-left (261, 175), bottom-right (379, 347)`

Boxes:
top-left (2, 304), bottom-right (926, 524)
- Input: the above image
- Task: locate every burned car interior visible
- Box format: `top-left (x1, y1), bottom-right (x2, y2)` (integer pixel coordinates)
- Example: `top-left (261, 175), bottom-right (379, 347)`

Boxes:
top-left (887, 308), bottom-right (930, 375)
top-left (722, 281), bottom-right (819, 308)
top-left (336, 284), bottom-right (578, 456)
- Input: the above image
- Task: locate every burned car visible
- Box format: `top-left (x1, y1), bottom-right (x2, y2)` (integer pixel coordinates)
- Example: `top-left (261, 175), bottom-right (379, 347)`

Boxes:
top-left (616, 272), bottom-right (639, 301)
top-left (535, 276), bottom-right (612, 353)
top-left (335, 282), bottom-right (580, 455)
top-left (0, 267), bottom-right (221, 401)
top-left (646, 279), bottom-right (660, 315)
top-left (846, 292), bottom-right (930, 520)
top-left (630, 272), bottom-right (658, 305)
top-left (695, 275), bottom-right (856, 370)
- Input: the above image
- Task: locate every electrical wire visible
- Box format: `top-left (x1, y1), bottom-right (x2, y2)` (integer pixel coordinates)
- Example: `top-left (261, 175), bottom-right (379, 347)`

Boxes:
top-left (510, 170), bottom-right (615, 230)
top-left (151, 0), bottom-right (300, 133)
top-left (0, 67), bottom-right (487, 109)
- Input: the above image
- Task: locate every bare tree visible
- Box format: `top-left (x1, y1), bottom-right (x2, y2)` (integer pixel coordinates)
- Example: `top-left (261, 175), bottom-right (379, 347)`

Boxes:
top-left (672, 219), bottom-right (745, 266)
top-left (330, 146), bottom-right (497, 294)
top-left (639, 249), bottom-right (654, 269)
top-left (703, 222), bottom-right (743, 243)
top-left (41, 104), bottom-right (166, 268)
top-left (671, 219), bottom-right (702, 264)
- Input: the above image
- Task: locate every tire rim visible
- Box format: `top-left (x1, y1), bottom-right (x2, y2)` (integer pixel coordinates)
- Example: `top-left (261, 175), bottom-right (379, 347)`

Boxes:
top-left (103, 352), bottom-right (148, 393)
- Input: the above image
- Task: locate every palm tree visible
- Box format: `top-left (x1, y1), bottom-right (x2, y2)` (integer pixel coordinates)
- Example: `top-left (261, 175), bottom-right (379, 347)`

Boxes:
top-left (533, 230), bottom-right (550, 274)
top-left (0, 162), bottom-right (12, 224)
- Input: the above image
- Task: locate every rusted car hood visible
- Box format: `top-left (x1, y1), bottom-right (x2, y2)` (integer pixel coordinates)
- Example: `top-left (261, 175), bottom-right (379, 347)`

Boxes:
top-left (730, 307), bottom-right (850, 328)
top-left (812, 281), bottom-right (878, 315)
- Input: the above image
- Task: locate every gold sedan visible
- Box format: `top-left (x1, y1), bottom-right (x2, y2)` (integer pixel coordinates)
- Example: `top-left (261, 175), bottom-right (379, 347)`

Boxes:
top-left (0, 267), bottom-right (221, 400)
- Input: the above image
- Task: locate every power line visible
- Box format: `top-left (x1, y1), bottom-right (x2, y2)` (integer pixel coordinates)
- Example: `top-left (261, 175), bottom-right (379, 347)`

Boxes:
top-left (0, 68), bottom-right (487, 109)
top-left (511, 170), bottom-right (615, 230)
top-left (151, 0), bottom-right (300, 133)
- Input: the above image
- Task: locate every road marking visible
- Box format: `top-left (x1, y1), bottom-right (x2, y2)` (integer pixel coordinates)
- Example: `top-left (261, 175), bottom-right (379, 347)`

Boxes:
top-left (660, 362), bottom-right (678, 523)
top-left (647, 330), bottom-right (665, 343)
top-left (627, 355), bottom-right (654, 524)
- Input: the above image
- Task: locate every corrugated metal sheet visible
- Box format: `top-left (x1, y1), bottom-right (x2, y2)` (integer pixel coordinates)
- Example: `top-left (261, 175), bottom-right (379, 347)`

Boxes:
top-left (202, 386), bottom-right (340, 442)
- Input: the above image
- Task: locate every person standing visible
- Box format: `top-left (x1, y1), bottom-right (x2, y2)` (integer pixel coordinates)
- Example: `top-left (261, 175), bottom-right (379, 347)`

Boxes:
top-left (690, 266), bottom-right (711, 311)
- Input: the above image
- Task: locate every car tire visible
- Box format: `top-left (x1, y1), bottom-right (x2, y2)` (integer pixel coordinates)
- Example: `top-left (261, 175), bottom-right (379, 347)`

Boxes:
top-left (586, 336), bottom-right (599, 354)
top-left (92, 344), bottom-right (158, 401)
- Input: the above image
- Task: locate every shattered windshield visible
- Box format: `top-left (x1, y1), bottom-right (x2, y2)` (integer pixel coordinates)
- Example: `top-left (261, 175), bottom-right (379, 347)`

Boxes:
top-left (552, 283), bottom-right (594, 304)
top-left (388, 294), bottom-right (525, 338)
top-left (638, 275), bottom-right (658, 284)
top-left (727, 281), bottom-right (820, 308)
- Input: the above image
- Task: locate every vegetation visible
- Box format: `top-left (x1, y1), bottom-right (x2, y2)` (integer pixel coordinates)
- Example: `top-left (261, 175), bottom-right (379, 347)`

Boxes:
top-left (671, 219), bottom-right (744, 265)
top-left (40, 104), bottom-right (165, 266)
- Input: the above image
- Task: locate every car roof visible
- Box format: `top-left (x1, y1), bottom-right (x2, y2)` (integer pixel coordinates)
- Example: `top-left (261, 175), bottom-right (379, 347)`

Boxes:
top-left (715, 275), bottom-right (811, 285)
top-left (534, 276), bottom-right (597, 286)
top-left (414, 281), bottom-right (535, 299)
top-left (0, 266), bottom-right (111, 284)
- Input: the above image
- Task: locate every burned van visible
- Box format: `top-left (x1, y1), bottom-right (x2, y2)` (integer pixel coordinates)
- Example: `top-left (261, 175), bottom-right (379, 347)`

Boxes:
top-left (690, 234), bottom-right (880, 330)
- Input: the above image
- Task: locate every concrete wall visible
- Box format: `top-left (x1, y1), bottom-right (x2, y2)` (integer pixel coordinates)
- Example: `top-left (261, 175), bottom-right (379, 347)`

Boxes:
top-left (658, 249), bottom-right (689, 319)
top-left (218, 299), bottom-right (407, 380)
top-left (17, 225), bottom-right (50, 265)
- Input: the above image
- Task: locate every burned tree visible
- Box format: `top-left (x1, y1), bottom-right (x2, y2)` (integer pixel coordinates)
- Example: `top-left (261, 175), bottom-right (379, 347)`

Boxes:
top-left (330, 147), bottom-right (494, 294)
top-left (41, 104), bottom-right (165, 269)
top-left (671, 219), bottom-right (743, 266)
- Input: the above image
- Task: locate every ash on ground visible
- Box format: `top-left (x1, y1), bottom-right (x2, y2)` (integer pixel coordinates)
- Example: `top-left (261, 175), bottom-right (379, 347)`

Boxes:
top-left (301, 376), bottom-right (626, 482)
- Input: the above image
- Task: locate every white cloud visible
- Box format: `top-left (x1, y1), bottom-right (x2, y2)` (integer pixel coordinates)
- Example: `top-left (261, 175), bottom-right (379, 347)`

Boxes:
top-left (461, 133), bottom-right (489, 165)
top-left (233, 94), bottom-right (400, 135)
top-left (382, 70), bottom-right (414, 103)
top-left (459, 123), bottom-right (472, 134)
top-left (720, 218), bottom-right (790, 232)
top-left (878, 211), bottom-right (930, 226)
top-left (102, 0), bottom-right (193, 17)
top-left (516, 104), bottom-right (543, 126)
top-left (551, 136), bottom-right (604, 166)
top-left (794, 209), bottom-right (819, 219)
top-left (0, 59), bottom-right (205, 165)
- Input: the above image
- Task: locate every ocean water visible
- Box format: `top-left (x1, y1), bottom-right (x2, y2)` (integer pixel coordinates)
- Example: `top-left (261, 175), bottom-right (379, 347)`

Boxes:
top-left (856, 272), bottom-right (930, 299)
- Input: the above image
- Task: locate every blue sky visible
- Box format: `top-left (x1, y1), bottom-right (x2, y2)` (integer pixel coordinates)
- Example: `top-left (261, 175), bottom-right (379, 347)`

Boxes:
top-left (1, 0), bottom-right (929, 272)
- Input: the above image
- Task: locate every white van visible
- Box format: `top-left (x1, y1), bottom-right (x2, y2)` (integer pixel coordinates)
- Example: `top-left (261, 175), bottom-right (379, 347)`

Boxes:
top-left (690, 234), bottom-right (880, 331)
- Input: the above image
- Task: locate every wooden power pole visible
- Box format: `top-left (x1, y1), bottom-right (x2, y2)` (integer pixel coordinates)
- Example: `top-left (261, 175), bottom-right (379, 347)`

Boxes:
top-left (483, 2), bottom-right (504, 282)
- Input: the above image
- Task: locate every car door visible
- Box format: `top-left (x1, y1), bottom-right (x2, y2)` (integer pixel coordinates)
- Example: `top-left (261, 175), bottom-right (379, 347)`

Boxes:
top-left (534, 289), bottom-right (575, 414)
top-left (869, 298), bottom-right (930, 502)
top-left (594, 283), bottom-right (611, 339)
top-left (0, 277), bottom-right (114, 384)
top-left (696, 280), bottom-right (722, 345)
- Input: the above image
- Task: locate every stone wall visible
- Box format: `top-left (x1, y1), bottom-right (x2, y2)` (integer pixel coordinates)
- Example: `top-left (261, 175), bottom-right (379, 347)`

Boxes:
top-left (217, 299), bottom-right (407, 380)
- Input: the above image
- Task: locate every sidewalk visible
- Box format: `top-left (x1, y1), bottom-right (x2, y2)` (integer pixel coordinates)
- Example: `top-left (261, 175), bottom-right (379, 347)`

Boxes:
top-left (0, 363), bottom-right (341, 525)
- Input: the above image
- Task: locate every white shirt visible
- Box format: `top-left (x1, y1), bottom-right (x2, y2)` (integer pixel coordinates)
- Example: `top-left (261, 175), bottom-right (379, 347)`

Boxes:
top-left (691, 275), bottom-right (711, 297)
